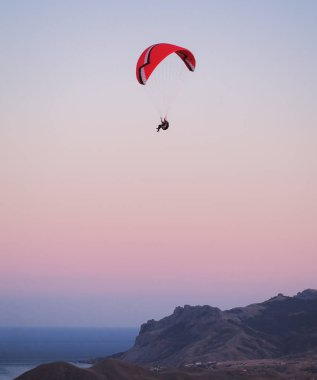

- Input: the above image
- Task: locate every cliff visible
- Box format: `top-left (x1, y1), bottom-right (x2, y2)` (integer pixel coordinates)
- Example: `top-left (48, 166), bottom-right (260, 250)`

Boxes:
top-left (118, 289), bottom-right (317, 366)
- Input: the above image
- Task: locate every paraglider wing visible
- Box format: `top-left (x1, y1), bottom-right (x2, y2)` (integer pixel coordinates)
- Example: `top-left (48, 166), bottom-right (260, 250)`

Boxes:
top-left (136, 43), bottom-right (196, 85)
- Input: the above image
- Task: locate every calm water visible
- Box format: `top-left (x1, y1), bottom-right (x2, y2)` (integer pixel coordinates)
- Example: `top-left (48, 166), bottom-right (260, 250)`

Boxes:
top-left (0, 327), bottom-right (138, 380)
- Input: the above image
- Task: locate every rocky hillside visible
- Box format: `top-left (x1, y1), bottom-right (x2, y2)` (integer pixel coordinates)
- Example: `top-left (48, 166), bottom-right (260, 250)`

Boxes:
top-left (117, 289), bottom-right (317, 366)
top-left (16, 356), bottom-right (317, 380)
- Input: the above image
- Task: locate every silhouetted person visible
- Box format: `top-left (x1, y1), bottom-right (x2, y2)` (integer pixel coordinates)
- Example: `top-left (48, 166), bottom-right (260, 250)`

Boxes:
top-left (157, 117), bottom-right (169, 132)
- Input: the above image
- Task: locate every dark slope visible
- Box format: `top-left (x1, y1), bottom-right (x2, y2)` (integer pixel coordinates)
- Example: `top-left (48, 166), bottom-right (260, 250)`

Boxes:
top-left (91, 358), bottom-right (157, 380)
top-left (15, 359), bottom-right (155, 380)
top-left (15, 361), bottom-right (104, 380)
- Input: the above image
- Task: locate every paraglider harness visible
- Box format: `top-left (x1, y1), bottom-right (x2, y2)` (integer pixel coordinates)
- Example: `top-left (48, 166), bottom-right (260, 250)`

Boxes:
top-left (157, 117), bottom-right (169, 132)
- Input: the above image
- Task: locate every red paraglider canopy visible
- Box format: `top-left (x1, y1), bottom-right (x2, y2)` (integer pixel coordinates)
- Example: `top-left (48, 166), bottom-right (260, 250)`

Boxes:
top-left (136, 43), bottom-right (196, 85)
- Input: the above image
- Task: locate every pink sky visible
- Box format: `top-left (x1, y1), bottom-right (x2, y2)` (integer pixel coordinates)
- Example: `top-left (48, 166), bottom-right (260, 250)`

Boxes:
top-left (0, 0), bottom-right (316, 326)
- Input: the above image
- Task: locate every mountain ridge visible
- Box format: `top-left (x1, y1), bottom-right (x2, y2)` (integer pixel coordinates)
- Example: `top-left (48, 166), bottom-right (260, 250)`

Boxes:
top-left (116, 288), bottom-right (317, 366)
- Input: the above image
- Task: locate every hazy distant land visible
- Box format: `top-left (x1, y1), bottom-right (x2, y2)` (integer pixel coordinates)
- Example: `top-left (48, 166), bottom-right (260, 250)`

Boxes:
top-left (0, 327), bottom-right (137, 380)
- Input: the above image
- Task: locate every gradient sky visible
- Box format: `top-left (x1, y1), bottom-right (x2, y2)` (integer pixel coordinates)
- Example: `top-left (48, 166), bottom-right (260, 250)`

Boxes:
top-left (0, 0), bottom-right (316, 327)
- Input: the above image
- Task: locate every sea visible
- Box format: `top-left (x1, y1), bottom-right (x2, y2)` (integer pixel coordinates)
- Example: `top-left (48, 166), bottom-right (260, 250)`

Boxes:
top-left (0, 327), bottom-right (138, 380)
